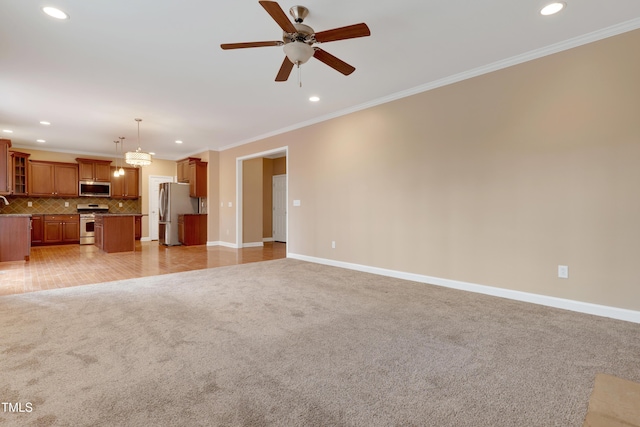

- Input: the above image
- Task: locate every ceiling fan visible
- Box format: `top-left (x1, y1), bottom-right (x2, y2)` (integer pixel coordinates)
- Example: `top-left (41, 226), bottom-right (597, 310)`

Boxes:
top-left (220, 1), bottom-right (371, 84)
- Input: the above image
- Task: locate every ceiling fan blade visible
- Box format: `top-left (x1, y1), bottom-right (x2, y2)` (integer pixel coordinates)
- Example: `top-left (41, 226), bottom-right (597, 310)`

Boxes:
top-left (313, 48), bottom-right (356, 76)
top-left (275, 57), bottom-right (294, 82)
top-left (313, 23), bottom-right (371, 43)
top-left (221, 41), bottom-right (283, 50)
top-left (259, 1), bottom-right (297, 34)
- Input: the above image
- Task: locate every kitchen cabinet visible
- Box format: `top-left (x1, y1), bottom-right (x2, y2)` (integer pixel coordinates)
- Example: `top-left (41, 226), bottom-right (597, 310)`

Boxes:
top-left (110, 167), bottom-right (139, 199)
top-left (11, 151), bottom-right (30, 195)
top-left (176, 158), bottom-right (194, 183)
top-left (31, 214), bottom-right (43, 246)
top-left (0, 139), bottom-right (11, 195)
top-left (43, 214), bottom-right (80, 244)
top-left (177, 157), bottom-right (207, 197)
top-left (0, 215), bottom-right (31, 262)
top-left (178, 214), bottom-right (207, 246)
top-left (29, 161), bottom-right (79, 197)
top-left (94, 215), bottom-right (135, 253)
top-left (77, 158), bottom-right (112, 182)
top-left (135, 215), bottom-right (142, 240)
top-left (189, 161), bottom-right (207, 197)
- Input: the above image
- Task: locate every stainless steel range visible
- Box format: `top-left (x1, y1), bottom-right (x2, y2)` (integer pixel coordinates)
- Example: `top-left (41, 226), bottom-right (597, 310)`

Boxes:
top-left (77, 204), bottom-right (109, 245)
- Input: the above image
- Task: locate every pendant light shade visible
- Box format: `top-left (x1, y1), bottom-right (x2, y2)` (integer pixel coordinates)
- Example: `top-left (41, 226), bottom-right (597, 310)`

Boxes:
top-left (113, 138), bottom-right (126, 177)
top-left (125, 118), bottom-right (152, 166)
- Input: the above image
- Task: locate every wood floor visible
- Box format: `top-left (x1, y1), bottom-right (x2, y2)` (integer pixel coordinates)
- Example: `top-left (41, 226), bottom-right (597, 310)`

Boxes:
top-left (0, 241), bottom-right (286, 297)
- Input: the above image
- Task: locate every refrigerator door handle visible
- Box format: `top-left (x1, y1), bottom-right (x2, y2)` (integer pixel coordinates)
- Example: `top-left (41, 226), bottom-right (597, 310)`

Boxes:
top-left (159, 185), bottom-right (166, 221)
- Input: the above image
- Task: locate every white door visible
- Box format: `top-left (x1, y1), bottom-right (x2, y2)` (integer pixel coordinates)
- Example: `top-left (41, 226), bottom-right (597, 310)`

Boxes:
top-left (272, 174), bottom-right (287, 243)
top-left (149, 175), bottom-right (174, 240)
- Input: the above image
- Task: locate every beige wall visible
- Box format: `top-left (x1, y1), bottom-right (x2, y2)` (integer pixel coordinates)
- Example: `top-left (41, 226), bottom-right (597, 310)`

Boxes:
top-left (218, 29), bottom-right (640, 311)
top-left (262, 158), bottom-right (274, 239)
top-left (205, 150), bottom-right (220, 242)
top-left (242, 157), bottom-right (263, 244)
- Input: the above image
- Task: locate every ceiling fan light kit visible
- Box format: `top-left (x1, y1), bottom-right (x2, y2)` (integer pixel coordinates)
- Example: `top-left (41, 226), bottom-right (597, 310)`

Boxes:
top-left (283, 41), bottom-right (314, 65)
top-left (221, 1), bottom-right (370, 84)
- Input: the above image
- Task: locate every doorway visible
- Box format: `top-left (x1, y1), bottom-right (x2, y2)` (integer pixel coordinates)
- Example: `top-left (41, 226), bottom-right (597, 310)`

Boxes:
top-left (148, 175), bottom-right (174, 241)
top-left (236, 147), bottom-right (287, 248)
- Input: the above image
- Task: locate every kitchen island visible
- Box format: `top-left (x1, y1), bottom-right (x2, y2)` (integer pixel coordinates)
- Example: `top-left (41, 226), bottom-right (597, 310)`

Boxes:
top-left (94, 214), bottom-right (136, 253)
top-left (0, 214), bottom-right (31, 262)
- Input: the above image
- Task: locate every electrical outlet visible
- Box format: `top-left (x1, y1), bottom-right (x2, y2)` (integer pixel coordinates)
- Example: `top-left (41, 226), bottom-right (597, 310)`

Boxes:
top-left (228, 202), bottom-right (232, 207)
top-left (119, 202), bottom-right (123, 207)
top-left (64, 202), bottom-right (69, 207)
top-left (558, 265), bottom-right (569, 279)
top-left (27, 201), bottom-right (32, 207)
top-left (331, 241), bottom-right (336, 249)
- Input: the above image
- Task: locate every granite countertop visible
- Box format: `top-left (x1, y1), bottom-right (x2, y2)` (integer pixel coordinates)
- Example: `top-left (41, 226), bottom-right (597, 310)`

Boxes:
top-left (0, 214), bottom-right (32, 217)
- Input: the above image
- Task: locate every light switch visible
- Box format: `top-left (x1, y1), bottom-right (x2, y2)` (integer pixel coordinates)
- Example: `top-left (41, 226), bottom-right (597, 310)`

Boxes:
top-left (228, 202), bottom-right (232, 207)
top-left (293, 200), bottom-right (301, 206)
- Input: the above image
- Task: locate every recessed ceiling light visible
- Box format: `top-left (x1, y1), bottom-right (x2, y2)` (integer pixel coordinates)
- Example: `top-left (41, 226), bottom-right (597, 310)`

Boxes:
top-left (40, 121), bottom-right (51, 125)
top-left (540, 2), bottom-right (566, 16)
top-left (37, 139), bottom-right (46, 143)
top-left (2, 129), bottom-right (13, 133)
top-left (309, 96), bottom-right (320, 102)
top-left (42, 7), bottom-right (69, 20)
top-left (175, 140), bottom-right (183, 144)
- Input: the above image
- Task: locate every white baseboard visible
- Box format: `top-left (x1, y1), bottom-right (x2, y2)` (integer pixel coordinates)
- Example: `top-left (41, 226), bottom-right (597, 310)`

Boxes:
top-left (287, 253), bottom-right (640, 324)
top-left (242, 242), bottom-right (264, 248)
top-left (263, 237), bottom-right (274, 242)
top-left (207, 241), bottom-right (238, 248)
top-left (140, 237), bottom-right (152, 242)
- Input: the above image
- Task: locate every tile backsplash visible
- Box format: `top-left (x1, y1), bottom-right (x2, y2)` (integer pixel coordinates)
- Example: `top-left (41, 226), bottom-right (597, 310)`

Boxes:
top-left (0, 196), bottom-right (141, 215)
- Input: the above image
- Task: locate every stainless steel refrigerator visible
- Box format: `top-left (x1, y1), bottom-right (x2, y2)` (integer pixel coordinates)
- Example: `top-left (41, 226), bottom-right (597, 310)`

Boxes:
top-left (158, 182), bottom-right (198, 246)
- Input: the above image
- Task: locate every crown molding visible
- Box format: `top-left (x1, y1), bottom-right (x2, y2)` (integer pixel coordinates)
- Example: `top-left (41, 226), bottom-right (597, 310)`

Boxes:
top-left (220, 18), bottom-right (640, 152)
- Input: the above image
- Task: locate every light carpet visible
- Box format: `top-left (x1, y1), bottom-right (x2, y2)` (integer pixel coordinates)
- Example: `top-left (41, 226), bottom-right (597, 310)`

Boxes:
top-left (1, 259), bottom-right (639, 426)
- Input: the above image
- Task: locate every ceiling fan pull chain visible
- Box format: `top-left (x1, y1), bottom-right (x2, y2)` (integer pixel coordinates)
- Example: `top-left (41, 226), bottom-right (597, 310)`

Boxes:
top-left (298, 62), bottom-right (302, 87)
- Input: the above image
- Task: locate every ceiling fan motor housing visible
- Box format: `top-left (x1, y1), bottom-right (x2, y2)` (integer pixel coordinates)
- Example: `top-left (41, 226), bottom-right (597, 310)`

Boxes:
top-left (283, 23), bottom-right (314, 44)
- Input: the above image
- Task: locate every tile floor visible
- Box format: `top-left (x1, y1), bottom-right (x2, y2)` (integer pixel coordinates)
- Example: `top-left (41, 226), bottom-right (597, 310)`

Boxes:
top-left (0, 241), bottom-right (286, 296)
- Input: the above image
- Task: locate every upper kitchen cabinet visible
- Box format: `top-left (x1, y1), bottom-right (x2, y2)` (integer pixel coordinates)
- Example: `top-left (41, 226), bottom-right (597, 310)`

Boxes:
top-left (110, 166), bottom-right (139, 199)
top-left (177, 157), bottom-right (207, 197)
top-left (0, 139), bottom-right (11, 195)
top-left (29, 161), bottom-right (79, 197)
top-left (11, 151), bottom-right (30, 195)
top-left (77, 158), bottom-right (112, 182)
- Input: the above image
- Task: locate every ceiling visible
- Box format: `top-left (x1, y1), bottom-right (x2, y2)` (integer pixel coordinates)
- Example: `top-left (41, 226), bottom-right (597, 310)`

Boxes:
top-left (1, 1), bottom-right (640, 161)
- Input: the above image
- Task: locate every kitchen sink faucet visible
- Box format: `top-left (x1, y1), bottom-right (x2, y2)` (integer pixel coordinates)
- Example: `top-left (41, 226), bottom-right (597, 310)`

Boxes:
top-left (0, 195), bottom-right (9, 205)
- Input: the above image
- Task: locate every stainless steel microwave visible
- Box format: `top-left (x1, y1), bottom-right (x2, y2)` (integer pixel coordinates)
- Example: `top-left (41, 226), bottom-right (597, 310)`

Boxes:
top-left (79, 181), bottom-right (111, 197)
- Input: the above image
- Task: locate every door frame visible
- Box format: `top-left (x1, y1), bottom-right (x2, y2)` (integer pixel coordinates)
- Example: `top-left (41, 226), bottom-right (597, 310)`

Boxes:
top-left (147, 175), bottom-right (174, 241)
top-left (236, 146), bottom-right (288, 249)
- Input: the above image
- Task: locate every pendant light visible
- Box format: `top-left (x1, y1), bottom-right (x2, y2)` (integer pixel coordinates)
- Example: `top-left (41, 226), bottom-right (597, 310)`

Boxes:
top-left (125, 118), bottom-right (152, 166)
top-left (113, 137), bottom-right (126, 177)
top-left (118, 137), bottom-right (125, 176)
top-left (113, 140), bottom-right (120, 177)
